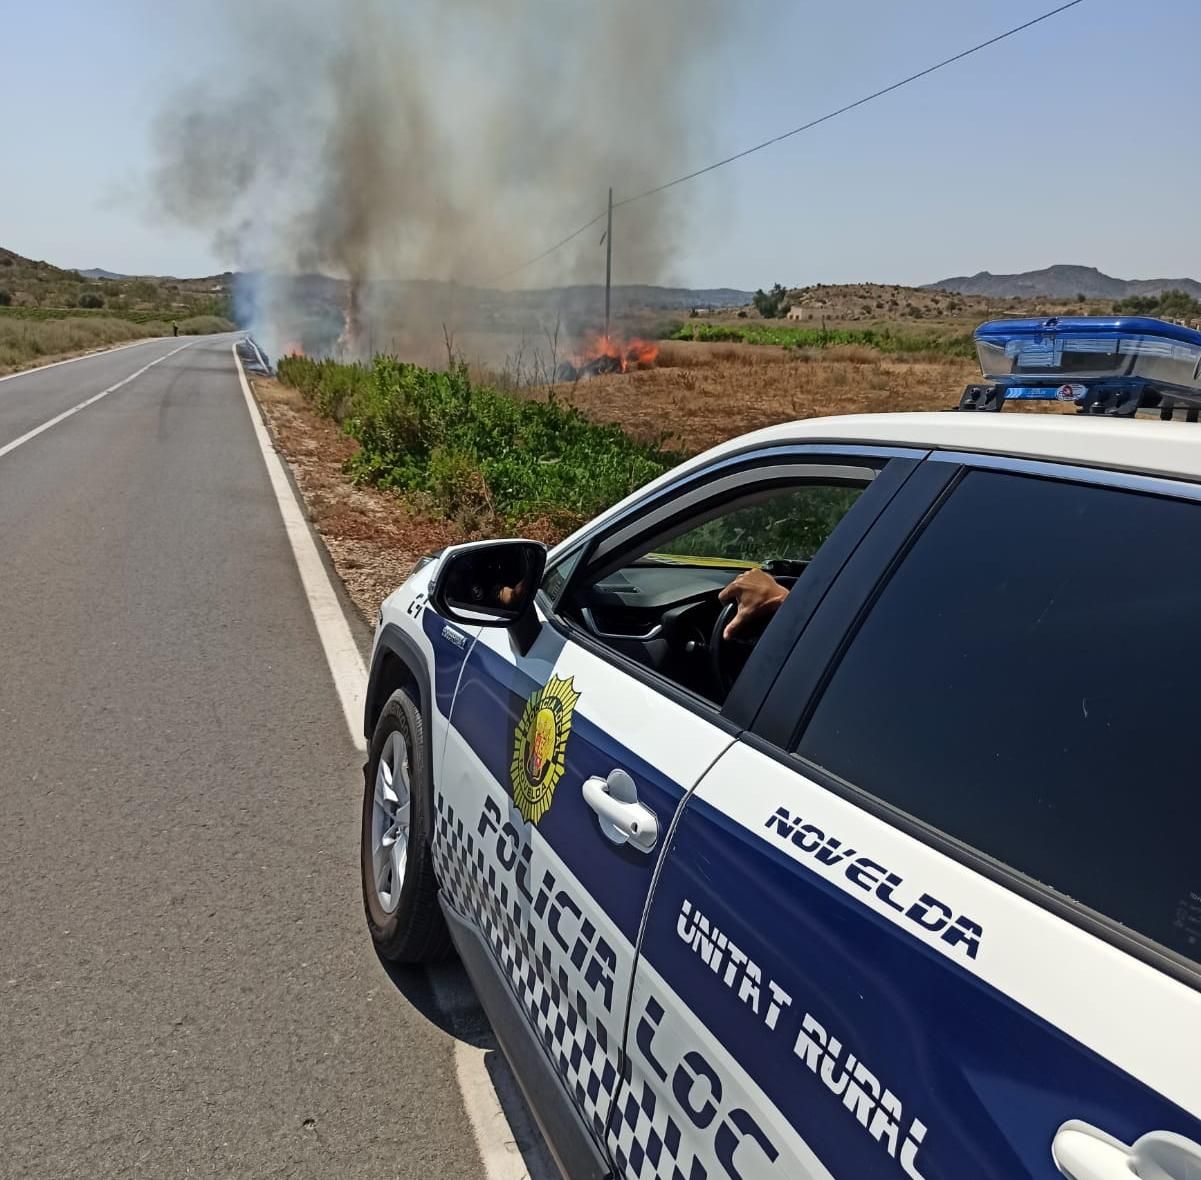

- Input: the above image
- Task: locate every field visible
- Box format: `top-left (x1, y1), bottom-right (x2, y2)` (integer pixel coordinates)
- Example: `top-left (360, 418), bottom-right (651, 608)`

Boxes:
top-left (537, 340), bottom-right (976, 454)
top-left (670, 321), bottom-right (975, 357)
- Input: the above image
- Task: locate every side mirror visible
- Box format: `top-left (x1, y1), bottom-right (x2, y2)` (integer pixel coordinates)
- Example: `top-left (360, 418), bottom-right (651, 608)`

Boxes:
top-left (429, 540), bottom-right (547, 647)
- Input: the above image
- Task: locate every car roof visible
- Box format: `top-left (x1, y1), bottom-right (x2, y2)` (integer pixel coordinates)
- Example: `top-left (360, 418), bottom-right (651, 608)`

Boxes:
top-left (728, 412), bottom-right (1201, 481)
top-left (551, 412), bottom-right (1201, 558)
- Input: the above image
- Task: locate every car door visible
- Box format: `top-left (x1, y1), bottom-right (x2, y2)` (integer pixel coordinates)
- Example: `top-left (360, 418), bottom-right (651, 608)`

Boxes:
top-left (623, 457), bottom-right (1201, 1179)
top-left (435, 446), bottom-right (917, 1158)
top-left (437, 610), bottom-right (737, 1147)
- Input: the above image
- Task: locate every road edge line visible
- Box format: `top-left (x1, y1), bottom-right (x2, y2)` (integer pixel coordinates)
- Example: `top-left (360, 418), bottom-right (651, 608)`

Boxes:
top-left (0, 335), bottom-right (164, 385)
top-left (0, 339), bottom-right (194, 461)
top-left (453, 1039), bottom-right (548, 1180)
top-left (231, 343), bottom-right (368, 752)
top-left (233, 344), bottom-right (551, 1180)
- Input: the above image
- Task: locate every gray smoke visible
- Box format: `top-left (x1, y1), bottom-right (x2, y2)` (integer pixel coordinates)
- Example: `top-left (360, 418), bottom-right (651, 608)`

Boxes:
top-left (151, 0), bottom-right (733, 360)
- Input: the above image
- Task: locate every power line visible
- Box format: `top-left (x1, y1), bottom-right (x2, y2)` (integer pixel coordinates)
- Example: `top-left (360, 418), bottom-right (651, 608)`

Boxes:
top-left (485, 0), bottom-right (1087, 284)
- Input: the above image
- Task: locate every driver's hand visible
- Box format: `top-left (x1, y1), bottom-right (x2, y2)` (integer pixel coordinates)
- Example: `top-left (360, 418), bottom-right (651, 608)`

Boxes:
top-left (718, 568), bottom-right (788, 639)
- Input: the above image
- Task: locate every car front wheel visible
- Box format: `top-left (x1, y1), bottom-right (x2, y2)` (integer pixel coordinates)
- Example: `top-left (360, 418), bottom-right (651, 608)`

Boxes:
top-left (360, 688), bottom-right (451, 962)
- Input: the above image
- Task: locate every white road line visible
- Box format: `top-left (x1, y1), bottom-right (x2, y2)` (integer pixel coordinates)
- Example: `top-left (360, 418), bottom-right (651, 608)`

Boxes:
top-left (425, 966), bottom-right (557, 1180)
top-left (0, 340), bottom-right (194, 462)
top-left (454, 1040), bottom-right (552, 1180)
top-left (232, 344), bottom-right (553, 1180)
top-left (232, 343), bottom-right (368, 752)
top-left (0, 335), bottom-right (162, 385)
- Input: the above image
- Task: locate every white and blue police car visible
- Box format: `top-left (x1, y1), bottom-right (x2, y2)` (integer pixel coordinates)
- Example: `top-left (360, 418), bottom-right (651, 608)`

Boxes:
top-left (360, 317), bottom-right (1201, 1180)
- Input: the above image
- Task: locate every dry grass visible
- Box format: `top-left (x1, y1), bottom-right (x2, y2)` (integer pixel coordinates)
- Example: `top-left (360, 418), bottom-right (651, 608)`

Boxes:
top-left (539, 340), bottom-right (978, 454)
top-left (0, 316), bottom-right (157, 373)
top-left (0, 314), bottom-right (233, 374)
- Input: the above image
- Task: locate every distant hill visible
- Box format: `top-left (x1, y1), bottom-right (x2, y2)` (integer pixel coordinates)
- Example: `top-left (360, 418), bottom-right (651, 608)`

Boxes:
top-left (263, 275), bottom-right (752, 311)
top-left (0, 245), bottom-right (230, 318)
top-left (926, 265), bottom-right (1201, 302)
top-left (508, 284), bottom-right (752, 311)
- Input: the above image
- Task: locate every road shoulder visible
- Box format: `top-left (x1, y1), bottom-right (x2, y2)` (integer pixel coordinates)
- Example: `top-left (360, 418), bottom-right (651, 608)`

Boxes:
top-left (247, 371), bottom-right (460, 624)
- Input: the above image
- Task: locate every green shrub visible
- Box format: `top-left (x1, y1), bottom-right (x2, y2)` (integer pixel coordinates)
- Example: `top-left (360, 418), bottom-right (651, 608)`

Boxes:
top-left (1115, 289), bottom-right (1201, 319)
top-left (278, 354), bottom-right (677, 533)
top-left (752, 283), bottom-right (791, 319)
top-left (77, 291), bottom-right (104, 309)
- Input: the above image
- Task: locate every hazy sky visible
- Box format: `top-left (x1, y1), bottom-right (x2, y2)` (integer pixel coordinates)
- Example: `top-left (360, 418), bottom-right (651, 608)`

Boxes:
top-left (3, 0), bottom-right (1198, 289)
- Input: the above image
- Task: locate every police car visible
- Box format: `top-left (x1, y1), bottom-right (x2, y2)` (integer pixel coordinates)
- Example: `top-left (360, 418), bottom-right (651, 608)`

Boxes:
top-left (360, 317), bottom-right (1201, 1180)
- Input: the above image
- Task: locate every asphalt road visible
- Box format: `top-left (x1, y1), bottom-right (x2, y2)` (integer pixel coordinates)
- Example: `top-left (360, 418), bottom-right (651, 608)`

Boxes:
top-left (0, 336), bottom-right (499, 1178)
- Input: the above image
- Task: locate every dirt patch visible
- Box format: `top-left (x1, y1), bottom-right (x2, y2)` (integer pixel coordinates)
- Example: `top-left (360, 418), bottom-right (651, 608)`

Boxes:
top-left (251, 376), bottom-right (458, 621)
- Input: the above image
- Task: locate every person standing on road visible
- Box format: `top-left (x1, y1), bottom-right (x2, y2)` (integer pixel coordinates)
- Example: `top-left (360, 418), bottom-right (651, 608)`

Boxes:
top-left (172, 321), bottom-right (179, 338)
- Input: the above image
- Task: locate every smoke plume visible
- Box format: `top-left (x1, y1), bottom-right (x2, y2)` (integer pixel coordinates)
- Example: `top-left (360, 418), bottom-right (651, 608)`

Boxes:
top-left (151, 0), bottom-right (733, 361)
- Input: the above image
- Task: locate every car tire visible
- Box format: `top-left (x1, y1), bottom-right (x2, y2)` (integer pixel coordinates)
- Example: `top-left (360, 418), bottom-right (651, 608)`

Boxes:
top-left (360, 687), bottom-right (452, 963)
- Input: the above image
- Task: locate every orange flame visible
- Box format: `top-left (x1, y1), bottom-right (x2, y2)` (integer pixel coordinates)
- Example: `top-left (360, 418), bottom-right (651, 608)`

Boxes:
top-left (573, 333), bottom-right (659, 375)
top-left (282, 341), bottom-right (305, 357)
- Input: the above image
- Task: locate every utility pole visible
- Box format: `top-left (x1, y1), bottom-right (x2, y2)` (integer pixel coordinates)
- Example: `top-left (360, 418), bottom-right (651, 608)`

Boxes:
top-left (604, 186), bottom-right (613, 342)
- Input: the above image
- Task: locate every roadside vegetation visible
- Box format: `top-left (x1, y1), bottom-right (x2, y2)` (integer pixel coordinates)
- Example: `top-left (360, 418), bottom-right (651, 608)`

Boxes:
top-left (276, 354), bottom-right (676, 535)
top-left (0, 314), bottom-right (234, 373)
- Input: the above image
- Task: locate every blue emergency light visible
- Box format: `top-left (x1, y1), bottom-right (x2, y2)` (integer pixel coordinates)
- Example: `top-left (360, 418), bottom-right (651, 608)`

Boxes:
top-left (958, 316), bottom-right (1201, 418)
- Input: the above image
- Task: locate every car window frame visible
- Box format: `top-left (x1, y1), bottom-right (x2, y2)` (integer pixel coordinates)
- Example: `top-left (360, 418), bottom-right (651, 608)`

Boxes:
top-left (748, 451), bottom-right (1201, 993)
top-left (534, 444), bottom-right (927, 730)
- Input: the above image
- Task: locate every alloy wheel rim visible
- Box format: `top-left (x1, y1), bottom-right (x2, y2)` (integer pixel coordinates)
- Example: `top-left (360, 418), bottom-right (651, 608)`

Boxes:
top-left (371, 730), bottom-right (411, 914)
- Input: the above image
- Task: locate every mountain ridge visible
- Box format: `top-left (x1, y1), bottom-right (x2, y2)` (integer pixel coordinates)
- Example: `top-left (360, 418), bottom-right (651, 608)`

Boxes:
top-left (926, 264), bottom-right (1201, 302)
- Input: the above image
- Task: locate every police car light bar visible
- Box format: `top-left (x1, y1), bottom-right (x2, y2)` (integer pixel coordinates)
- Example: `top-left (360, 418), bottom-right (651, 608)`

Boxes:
top-left (957, 316), bottom-right (1201, 419)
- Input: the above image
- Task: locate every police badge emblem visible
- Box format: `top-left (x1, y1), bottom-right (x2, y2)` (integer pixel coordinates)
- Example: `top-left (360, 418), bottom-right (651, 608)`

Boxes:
top-left (510, 675), bottom-right (580, 825)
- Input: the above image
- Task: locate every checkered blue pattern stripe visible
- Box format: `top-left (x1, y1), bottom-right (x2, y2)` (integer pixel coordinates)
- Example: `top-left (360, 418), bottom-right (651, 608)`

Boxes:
top-left (608, 1064), bottom-right (703, 1180)
top-left (434, 793), bottom-right (620, 1142)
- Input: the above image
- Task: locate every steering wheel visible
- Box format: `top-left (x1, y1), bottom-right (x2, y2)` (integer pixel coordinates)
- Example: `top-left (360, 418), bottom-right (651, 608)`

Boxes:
top-left (708, 563), bottom-right (805, 697)
top-left (709, 601), bottom-right (763, 698)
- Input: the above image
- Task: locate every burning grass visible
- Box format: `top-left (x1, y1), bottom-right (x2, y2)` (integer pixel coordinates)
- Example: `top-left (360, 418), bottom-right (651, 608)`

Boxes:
top-left (556, 333), bottom-right (660, 380)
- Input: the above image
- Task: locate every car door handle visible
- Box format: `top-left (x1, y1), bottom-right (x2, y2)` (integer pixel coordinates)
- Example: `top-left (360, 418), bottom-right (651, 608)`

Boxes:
top-left (1053, 1120), bottom-right (1201, 1180)
top-left (582, 770), bottom-right (659, 854)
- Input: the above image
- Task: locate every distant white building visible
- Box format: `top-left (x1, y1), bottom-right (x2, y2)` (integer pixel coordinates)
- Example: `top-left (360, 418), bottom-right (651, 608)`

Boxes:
top-left (787, 301), bottom-right (826, 321)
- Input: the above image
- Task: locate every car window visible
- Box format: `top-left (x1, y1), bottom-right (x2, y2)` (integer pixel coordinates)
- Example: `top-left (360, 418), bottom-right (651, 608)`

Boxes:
top-left (651, 485), bottom-right (862, 567)
top-left (797, 468), bottom-right (1201, 966)
top-left (557, 476), bottom-right (869, 706)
